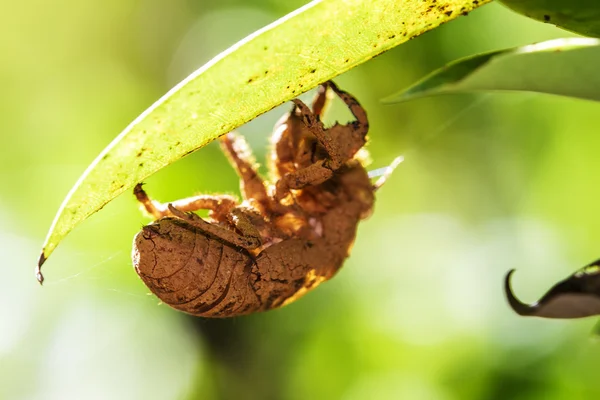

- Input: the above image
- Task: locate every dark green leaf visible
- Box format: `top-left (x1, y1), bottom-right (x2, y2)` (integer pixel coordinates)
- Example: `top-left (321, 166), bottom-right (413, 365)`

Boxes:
top-left (505, 260), bottom-right (600, 318)
top-left (500, 0), bottom-right (600, 38)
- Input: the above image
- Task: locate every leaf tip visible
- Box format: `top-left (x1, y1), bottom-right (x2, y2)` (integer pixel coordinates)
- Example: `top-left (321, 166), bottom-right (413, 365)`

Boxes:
top-left (36, 252), bottom-right (46, 285)
top-left (504, 269), bottom-right (535, 316)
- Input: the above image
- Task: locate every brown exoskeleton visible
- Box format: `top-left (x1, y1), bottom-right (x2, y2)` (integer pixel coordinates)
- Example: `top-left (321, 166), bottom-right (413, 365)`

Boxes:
top-left (131, 81), bottom-right (397, 317)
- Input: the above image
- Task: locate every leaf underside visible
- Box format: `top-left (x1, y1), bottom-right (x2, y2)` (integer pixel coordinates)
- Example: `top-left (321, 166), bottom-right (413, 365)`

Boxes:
top-left (499, 0), bottom-right (600, 38)
top-left (383, 38), bottom-right (600, 103)
top-left (37, 0), bottom-right (492, 281)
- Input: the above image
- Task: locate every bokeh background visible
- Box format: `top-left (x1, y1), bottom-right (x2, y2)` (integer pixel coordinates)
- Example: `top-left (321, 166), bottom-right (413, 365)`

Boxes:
top-left (3, 1), bottom-right (600, 399)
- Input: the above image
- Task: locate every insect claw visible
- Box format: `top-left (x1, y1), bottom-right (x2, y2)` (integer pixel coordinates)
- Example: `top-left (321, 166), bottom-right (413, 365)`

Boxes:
top-left (326, 80), bottom-right (339, 92)
top-left (167, 204), bottom-right (187, 219)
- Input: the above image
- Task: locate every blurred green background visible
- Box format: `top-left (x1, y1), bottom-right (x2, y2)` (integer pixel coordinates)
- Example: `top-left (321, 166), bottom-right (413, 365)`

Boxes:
top-left (3, 1), bottom-right (600, 399)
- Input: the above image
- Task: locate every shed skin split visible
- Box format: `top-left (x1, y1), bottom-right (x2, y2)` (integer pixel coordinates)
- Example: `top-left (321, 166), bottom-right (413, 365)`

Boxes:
top-left (132, 81), bottom-right (397, 317)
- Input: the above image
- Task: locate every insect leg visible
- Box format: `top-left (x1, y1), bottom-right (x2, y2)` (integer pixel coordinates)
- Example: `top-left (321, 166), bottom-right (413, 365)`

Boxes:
top-left (291, 98), bottom-right (328, 145)
top-left (227, 207), bottom-right (263, 243)
top-left (293, 82), bottom-right (368, 168)
top-left (311, 82), bottom-right (330, 118)
top-left (291, 97), bottom-right (352, 169)
top-left (220, 132), bottom-right (282, 213)
top-left (266, 83), bottom-right (330, 188)
top-left (134, 184), bottom-right (169, 219)
top-left (134, 184), bottom-right (238, 224)
top-left (168, 204), bottom-right (261, 249)
top-left (273, 161), bottom-right (333, 201)
top-left (327, 81), bottom-right (368, 138)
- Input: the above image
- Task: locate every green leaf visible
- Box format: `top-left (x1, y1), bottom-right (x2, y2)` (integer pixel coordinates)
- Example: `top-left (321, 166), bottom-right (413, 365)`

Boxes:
top-left (505, 260), bottom-right (600, 318)
top-left (383, 38), bottom-right (600, 103)
top-left (499, 0), bottom-right (600, 38)
top-left (36, 0), bottom-right (492, 282)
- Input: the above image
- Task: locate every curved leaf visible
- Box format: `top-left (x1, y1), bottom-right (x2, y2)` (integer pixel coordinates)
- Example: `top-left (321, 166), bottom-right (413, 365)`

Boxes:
top-left (499, 0), bottom-right (600, 38)
top-left (505, 260), bottom-right (600, 318)
top-left (383, 38), bottom-right (600, 103)
top-left (36, 0), bottom-right (492, 282)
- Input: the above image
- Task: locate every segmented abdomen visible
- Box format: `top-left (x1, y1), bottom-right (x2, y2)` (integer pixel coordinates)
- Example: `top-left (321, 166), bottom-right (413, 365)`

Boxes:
top-left (132, 212), bottom-right (359, 317)
top-left (132, 218), bottom-right (262, 317)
